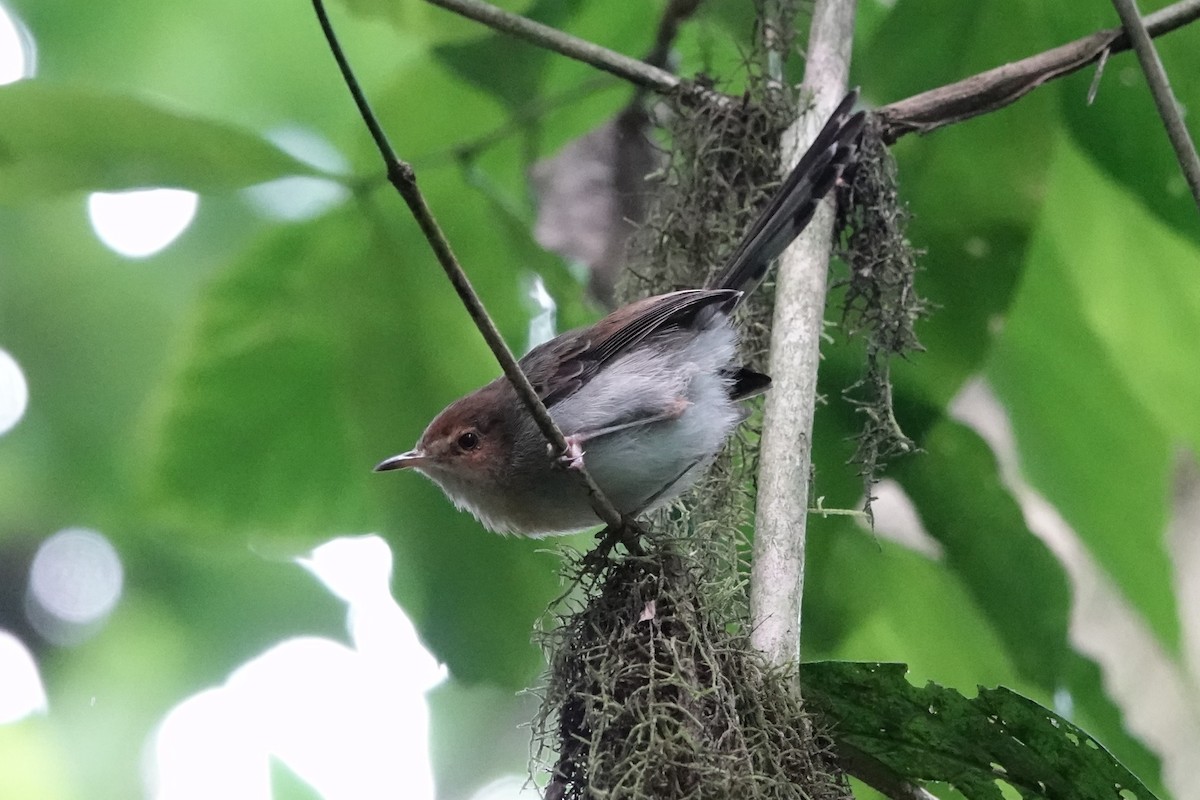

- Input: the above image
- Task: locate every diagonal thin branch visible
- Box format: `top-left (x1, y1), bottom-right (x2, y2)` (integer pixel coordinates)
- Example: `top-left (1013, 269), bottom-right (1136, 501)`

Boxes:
top-left (1109, 0), bottom-right (1200, 212)
top-left (876, 0), bottom-right (1200, 142)
top-left (311, 0), bottom-right (627, 534)
top-left (424, 0), bottom-right (682, 93)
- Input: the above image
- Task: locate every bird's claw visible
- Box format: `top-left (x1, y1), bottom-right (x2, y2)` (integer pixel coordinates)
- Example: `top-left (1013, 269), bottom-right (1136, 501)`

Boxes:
top-left (555, 436), bottom-right (586, 470)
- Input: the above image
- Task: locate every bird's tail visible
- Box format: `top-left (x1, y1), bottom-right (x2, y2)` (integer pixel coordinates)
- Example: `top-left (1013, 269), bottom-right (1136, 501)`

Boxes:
top-left (707, 89), bottom-right (866, 296)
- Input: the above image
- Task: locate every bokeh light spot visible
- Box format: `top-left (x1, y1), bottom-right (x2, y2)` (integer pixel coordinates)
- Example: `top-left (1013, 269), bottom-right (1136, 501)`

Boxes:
top-left (0, 3), bottom-right (36, 85)
top-left (0, 347), bottom-right (29, 436)
top-left (151, 536), bottom-right (443, 799)
top-left (26, 527), bottom-right (123, 646)
top-left (526, 274), bottom-right (557, 351)
top-left (243, 176), bottom-right (348, 222)
top-left (243, 126), bottom-right (349, 221)
top-left (0, 631), bottom-right (47, 723)
top-left (88, 189), bottom-right (199, 258)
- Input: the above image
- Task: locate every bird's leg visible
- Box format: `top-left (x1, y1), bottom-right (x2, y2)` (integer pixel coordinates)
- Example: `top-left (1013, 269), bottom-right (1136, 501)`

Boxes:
top-left (553, 396), bottom-right (691, 471)
top-left (558, 436), bottom-right (587, 470)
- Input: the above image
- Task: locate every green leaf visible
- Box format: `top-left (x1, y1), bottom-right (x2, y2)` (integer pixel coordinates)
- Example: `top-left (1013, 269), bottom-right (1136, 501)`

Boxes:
top-left (141, 211), bottom-right (381, 543)
top-left (434, 0), bottom-right (587, 109)
top-left (0, 82), bottom-right (321, 202)
top-left (1054, 15), bottom-right (1200, 249)
top-left (803, 661), bottom-right (1158, 800)
top-left (895, 420), bottom-right (1071, 689)
top-left (803, 518), bottom-right (1028, 693)
top-left (271, 758), bottom-right (323, 800)
top-left (986, 140), bottom-right (1180, 650)
top-left (140, 184), bottom-right (562, 685)
top-left (1042, 140), bottom-right (1200, 451)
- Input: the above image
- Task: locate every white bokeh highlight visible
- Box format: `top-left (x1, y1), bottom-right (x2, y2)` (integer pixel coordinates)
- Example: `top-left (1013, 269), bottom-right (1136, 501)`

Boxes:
top-left (526, 274), bottom-right (557, 352)
top-left (150, 535), bottom-right (445, 800)
top-left (470, 775), bottom-right (543, 800)
top-left (243, 126), bottom-right (349, 222)
top-left (26, 527), bottom-right (124, 646)
top-left (0, 347), bottom-right (29, 436)
top-left (0, 3), bottom-right (36, 85)
top-left (0, 631), bottom-right (47, 724)
top-left (88, 189), bottom-right (199, 258)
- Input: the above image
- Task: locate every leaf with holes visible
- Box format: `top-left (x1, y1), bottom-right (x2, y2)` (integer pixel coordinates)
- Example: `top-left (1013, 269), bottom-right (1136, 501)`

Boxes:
top-left (803, 661), bottom-right (1157, 800)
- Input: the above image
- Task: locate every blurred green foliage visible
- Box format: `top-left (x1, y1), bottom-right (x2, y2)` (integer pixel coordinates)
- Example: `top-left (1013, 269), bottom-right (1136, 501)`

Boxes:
top-left (0, 0), bottom-right (1197, 797)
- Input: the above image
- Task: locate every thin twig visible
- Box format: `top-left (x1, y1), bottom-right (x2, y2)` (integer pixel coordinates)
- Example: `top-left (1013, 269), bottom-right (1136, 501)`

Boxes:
top-left (424, 0), bottom-right (683, 94)
top-left (749, 0), bottom-right (857, 670)
top-left (1109, 0), bottom-right (1200, 211)
top-left (311, 0), bottom-right (627, 532)
top-left (876, 0), bottom-right (1200, 142)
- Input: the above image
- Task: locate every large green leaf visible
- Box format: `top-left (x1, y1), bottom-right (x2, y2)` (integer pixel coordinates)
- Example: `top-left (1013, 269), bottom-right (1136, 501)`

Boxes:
top-left (804, 661), bottom-right (1158, 800)
top-left (805, 386), bottom-right (1162, 788)
top-left (141, 211), bottom-right (382, 541)
top-left (140, 180), bottom-right (567, 684)
top-left (1045, 141), bottom-right (1200, 451)
top-left (987, 139), bottom-right (1181, 651)
top-left (1051, 7), bottom-right (1200, 248)
top-left (803, 517), bottom-right (1029, 694)
top-left (895, 420), bottom-right (1071, 689)
top-left (0, 82), bottom-right (320, 203)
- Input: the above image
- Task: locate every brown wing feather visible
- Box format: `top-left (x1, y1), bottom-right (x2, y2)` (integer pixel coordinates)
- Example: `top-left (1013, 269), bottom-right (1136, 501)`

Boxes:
top-left (521, 289), bottom-right (738, 407)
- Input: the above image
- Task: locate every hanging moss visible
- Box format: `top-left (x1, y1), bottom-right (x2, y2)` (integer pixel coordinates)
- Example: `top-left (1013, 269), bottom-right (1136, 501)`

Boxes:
top-left (836, 116), bottom-right (929, 516)
top-left (532, 76), bottom-right (852, 800)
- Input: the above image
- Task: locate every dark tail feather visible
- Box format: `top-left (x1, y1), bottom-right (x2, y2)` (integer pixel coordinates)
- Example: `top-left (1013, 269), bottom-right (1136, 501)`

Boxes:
top-left (708, 89), bottom-right (866, 296)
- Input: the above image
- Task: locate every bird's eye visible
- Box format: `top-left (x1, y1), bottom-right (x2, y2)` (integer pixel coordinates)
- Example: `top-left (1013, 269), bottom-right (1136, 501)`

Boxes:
top-left (457, 431), bottom-right (480, 451)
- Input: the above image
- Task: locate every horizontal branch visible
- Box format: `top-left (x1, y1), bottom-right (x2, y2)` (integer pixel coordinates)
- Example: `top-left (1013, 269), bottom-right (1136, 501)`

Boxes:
top-left (425, 0), bottom-right (1198, 153)
top-left (876, 0), bottom-right (1200, 142)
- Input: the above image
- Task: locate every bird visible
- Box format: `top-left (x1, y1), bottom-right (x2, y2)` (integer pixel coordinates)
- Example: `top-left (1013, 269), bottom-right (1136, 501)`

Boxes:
top-left (375, 91), bottom-right (866, 536)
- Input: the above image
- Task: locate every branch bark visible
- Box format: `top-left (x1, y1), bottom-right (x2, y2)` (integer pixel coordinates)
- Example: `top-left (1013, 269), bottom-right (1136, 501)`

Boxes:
top-left (875, 0), bottom-right (1200, 142)
top-left (1109, 0), bottom-right (1200, 211)
top-left (424, 0), bottom-right (682, 94)
top-left (425, 0), bottom-right (1199, 147)
top-left (749, 0), bottom-right (857, 669)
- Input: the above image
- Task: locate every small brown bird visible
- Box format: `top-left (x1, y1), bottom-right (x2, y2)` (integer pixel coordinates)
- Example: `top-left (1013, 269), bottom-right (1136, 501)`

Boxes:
top-left (376, 92), bottom-right (866, 535)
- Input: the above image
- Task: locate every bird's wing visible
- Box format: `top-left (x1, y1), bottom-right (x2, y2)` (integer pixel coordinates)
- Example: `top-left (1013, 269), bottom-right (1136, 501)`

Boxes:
top-left (522, 289), bottom-right (738, 407)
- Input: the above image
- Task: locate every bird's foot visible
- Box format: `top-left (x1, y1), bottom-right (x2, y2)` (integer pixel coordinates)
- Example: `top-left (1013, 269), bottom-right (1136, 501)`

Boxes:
top-left (553, 436), bottom-right (586, 471)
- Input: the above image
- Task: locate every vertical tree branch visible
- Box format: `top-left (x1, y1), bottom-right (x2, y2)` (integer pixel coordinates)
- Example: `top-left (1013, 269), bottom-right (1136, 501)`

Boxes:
top-left (750, 0), bottom-right (857, 668)
top-left (1109, 0), bottom-right (1200, 211)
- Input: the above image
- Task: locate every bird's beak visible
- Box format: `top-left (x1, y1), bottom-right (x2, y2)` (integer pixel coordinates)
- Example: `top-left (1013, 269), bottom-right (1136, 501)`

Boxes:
top-left (374, 449), bottom-right (428, 471)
